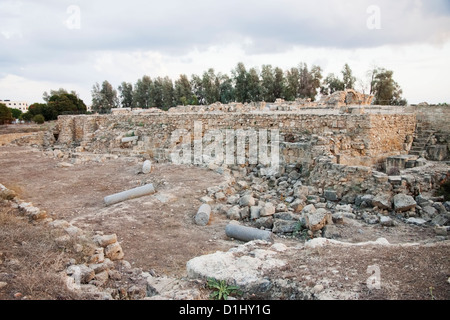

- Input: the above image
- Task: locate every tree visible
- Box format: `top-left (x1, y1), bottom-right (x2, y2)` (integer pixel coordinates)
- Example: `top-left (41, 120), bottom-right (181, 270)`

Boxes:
top-left (219, 74), bottom-right (235, 104)
top-left (0, 103), bottom-right (13, 125)
top-left (92, 80), bottom-right (119, 113)
top-left (161, 76), bottom-right (175, 110)
top-left (118, 82), bottom-right (133, 109)
top-left (232, 62), bottom-right (249, 103)
top-left (132, 76), bottom-right (153, 109)
top-left (48, 93), bottom-right (87, 117)
top-left (202, 68), bottom-right (220, 105)
top-left (341, 63), bottom-right (356, 90)
top-left (191, 74), bottom-right (205, 105)
top-left (321, 73), bottom-right (344, 95)
top-left (247, 67), bottom-right (261, 102)
top-left (370, 68), bottom-right (407, 106)
top-left (285, 67), bottom-right (300, 101)
top-left (9, 108), bottom-right (22, 119)
top-left (174, 74), bottom-right (193, 106)
top-left (260, 65), bottom-right (276, 102)
top-left (298, 63), bottom-right (322, 101)
top-left (32, 114), bottom-right (45, 124)
top-left (273, 67), bottom-right (286, 100)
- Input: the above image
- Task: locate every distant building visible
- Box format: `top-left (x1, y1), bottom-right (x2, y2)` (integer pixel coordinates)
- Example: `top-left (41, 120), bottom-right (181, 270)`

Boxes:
top-left (0, 99), bottom-right (29, 112)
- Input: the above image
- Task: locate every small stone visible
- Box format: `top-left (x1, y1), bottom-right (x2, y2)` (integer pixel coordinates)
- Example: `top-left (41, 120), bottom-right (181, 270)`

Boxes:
top-left (227, 206), bottom-right (241, 220)
top-left (434, 226), bottom-right (447, 236)
top-left (200, 196), bottom-right (214, 205)
top-left (260, 202), bottom-right (276, 217)
top-left (324, 190), bottom-right (338, 202)
top-left (312, 284), bottom-right (324, 294)
top-left (239, 195), bottom-right (255, 207)
top-left (94, 234), bottom-right (118, 247)
top-left (250, 206), bottom-right (261, 220)
top-left (0, 282), bottom-right (7, 289)
top-left (104, 242), bottom-right (124, 261)
top-left (380, 216), bottom-right (395, 227)
top-left (142, 160), bottom-right (152, 174)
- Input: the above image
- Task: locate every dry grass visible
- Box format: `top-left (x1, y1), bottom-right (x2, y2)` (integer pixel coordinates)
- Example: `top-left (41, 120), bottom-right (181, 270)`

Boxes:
top-left (0, 205), bottom-right (82, 300)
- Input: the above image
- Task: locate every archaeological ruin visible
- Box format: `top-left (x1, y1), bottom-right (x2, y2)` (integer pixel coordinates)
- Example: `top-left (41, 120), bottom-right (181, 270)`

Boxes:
top-left (1, 90), bottom-right (449, 300)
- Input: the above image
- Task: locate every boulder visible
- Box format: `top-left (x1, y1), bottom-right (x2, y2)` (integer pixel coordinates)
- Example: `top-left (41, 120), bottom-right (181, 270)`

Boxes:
top-left (372, 194), bottom-right (392, 210)
top-left (393, 194), bottom-right (416, 212)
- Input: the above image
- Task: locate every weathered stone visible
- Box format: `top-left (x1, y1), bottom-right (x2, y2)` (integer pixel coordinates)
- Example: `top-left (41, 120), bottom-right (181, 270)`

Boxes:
top-left (253, 217), bottom-right (273, 229)
top-left (422, 205), bottom-right (438, 217)
top-left (434, 226), bottom-right (448, 236)
top-left (273, 219), bottom-right (301, 233)
top-left (239, 195), bottom-right (255, 207)
top-left (94, 234), bottom-right (118, 247)
top-left (194, 204), bottom-right (211, 226)
top-left (322, 224), bottom-right (342, 239)
top-left (431, 214), bottom-right (450, 226)
top-left (406, 217), bottom-right (427, 225)
top-left (372, 194), bottom-right (392, 210)
top-left (380, 216), bottom-right (395, 227)
top-left (142, 160), bottom-right (152, 174)
top-left (227, 205), bottom-right (241, 220)
top-left (199, 196), bottom-right (214, 205)
top-left (66, 264), bottom-right (95, 284)
top-left (393, 194), bottom-right (417, 212)
top-left (250, 206), bottom-right (261, 220)
top-left (324, 189), bottom-right (338, 202)
top-left (304, 208), bottom-right (329, 232)
top-left (104, 242), bottom-right (124, 261)
top-left (260, 202), bottom-right (276, 217)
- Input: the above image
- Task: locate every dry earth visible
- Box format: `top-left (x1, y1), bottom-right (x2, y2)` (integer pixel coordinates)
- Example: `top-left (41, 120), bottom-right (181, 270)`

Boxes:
top-left (0, 125), bottom-right (449, 300)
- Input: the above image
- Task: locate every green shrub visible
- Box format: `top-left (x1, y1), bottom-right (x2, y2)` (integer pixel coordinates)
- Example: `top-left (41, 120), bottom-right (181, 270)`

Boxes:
top-left (32, 114), bottom-right (45, 124)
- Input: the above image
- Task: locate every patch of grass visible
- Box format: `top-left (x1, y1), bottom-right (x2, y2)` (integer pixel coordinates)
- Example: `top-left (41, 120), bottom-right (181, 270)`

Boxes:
top-left (0, 205), bottom-right (82, 300)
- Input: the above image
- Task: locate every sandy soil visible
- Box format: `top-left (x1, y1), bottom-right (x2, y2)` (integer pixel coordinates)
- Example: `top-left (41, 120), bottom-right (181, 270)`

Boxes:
top-left (0, 136), bottom-right (449, 300)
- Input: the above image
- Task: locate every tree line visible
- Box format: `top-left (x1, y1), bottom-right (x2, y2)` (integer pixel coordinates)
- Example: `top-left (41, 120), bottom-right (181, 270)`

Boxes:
top-left (1, 62), bottom-right (407, 125)
top-left (91, 62), bottom-right (407, 113)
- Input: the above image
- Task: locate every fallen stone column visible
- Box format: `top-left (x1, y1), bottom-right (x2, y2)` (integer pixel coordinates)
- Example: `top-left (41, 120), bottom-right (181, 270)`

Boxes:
top-left (194, 204), bottom-right (211, 226)
top-left (225, 223), bottom-right (274, 243)
top-left (104, 184), bottom-right (156, 206)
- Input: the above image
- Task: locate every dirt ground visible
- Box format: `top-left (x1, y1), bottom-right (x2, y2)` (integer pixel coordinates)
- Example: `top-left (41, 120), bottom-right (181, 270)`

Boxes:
top-left (0, 125), bottom-right (449, 300)
top-left (0, 145), bottom-right (237, 277)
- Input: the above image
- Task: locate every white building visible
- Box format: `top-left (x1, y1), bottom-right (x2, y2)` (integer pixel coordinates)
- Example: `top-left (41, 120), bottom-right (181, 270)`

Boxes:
top-left (0, 100), bottom-right (29, 112)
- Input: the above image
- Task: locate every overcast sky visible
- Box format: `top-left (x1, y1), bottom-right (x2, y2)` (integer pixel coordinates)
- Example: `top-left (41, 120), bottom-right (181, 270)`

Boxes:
top-left (1, 0), bottom-right (450, 105)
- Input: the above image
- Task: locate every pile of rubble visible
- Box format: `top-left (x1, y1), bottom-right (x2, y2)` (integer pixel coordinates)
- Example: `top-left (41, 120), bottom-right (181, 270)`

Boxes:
top-left (200, 158), bottom-right (450, 240)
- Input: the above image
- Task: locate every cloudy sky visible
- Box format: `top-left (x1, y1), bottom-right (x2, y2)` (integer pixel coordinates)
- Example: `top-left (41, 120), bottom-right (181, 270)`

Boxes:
top-left (1, 0), bottom-right (450, 105)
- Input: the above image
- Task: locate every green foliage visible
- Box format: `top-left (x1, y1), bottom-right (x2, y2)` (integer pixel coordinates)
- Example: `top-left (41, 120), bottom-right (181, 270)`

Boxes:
top-left (9, 108), bottom-right (22, 119)
top-left (32, 114), bottom-right (45, 124)
top-left (0, 103), bottom-right (13, 124)
top-left (370, 68), bottom-right (407, 106)
top-left (207, 278), bottom-right (242, 300)
top-left (92, 80), bottom-right (119, 113)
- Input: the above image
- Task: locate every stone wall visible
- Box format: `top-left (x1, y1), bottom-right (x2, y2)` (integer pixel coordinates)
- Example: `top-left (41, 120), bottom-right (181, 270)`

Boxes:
top-left (405, 105), bottom-right (450, 161)
top-left (54, 108), bottom-right (416, 170)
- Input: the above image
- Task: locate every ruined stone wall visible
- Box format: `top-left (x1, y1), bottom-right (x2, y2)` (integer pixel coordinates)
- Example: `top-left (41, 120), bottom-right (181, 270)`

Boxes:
top-left (405, 105), bottom-right (450, 160)
top-left (55, 109), bottom-right (416, 169)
